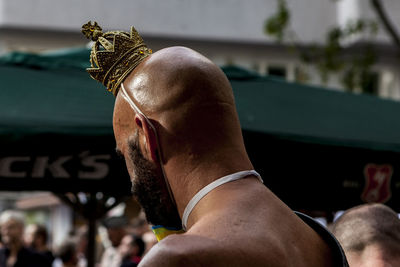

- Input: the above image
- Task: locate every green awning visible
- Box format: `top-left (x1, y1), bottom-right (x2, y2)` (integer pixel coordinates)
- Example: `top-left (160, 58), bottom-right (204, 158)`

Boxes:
top-left (2, 48), bottom-right (400, 152)
top-left (0, 49), bottom-right (113, 137)
top-left (223, 66), bottom-right (400, 152)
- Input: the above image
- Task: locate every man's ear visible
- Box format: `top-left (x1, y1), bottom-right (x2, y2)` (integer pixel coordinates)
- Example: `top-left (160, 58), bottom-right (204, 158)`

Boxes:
top-left (134, 114), bottom-right (159, 163)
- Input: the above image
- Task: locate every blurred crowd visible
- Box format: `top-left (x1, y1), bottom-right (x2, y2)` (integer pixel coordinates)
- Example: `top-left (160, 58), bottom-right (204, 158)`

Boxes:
top-left (1, 203), bottom-right (400, 267)
top-left (0, 210), bottom-right (157, 267)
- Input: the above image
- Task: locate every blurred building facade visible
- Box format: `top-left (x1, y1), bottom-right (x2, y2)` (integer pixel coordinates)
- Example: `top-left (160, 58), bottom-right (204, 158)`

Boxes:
top-left (0, 0), bottom-right (399, 99)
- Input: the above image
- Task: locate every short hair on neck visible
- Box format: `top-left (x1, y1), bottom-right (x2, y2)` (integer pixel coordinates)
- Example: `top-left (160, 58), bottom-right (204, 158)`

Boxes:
top-left (0, 210), bottom-right (25, 227)
top-left (331, 203), bottom-right (400, 255)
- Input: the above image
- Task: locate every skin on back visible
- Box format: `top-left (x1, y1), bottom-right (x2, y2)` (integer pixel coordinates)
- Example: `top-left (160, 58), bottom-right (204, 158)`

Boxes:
top-left (139, 178), bottom-right (333, 267)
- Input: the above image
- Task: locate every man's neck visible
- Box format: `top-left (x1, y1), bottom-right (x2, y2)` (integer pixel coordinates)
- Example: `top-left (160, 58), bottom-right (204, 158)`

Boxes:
top-left (193, 173), bottom-right (265, 230)
top-left (165, 151), bottom-right (254, 219)
top-left (181, 170), bottom-right (262, 230)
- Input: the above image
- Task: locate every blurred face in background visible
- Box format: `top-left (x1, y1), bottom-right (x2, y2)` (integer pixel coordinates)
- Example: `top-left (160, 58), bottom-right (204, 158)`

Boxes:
top-left (119, 235), bottom-right (136, 258)
top-left (107, 227), bottom-right (126, 247)
top-left (1, 219), bottom-right (24, 247)
top-left (24, 224), bottom-right (36, 248)
top-left (142, 231), bottom-right (157, 254)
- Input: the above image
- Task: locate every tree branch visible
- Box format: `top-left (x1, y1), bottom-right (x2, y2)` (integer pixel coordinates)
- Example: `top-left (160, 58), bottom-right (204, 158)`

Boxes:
top-left (370, 0), bottom-right (400, 49)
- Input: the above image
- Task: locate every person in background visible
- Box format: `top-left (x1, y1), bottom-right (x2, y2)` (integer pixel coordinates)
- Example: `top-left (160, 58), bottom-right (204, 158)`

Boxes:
top-left (0, 210), bottom-right (51, 267)
top-left (130, 212), bottom-right (149, 237)
top-left (119, 234), bottom-right (145, 267)
top-left (141, 231), bottom-right (157, 256)
top-left (24, 223), bottom-right (55, 264)
top-left (331, 203), bottom-right (400, 266)
top-left (74, 226), bottom-right (88, 267)
top-left (99, 216), bottom-right (128, 267)
top-left (53, 238), bottom-right (79, 267)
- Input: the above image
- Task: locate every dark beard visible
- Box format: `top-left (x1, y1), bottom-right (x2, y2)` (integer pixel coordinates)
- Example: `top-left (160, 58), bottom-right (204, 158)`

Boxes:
top-left (128, 138), bottom-right (182, 229)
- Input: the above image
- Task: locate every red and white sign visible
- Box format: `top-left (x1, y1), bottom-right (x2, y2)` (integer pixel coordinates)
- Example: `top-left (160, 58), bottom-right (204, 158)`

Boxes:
top-left (361, 164), bottom-right (393, 203)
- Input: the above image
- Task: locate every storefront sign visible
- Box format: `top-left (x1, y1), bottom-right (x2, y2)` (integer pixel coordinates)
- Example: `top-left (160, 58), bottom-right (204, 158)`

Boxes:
top-left (0, 151), bottom-right (111, 179)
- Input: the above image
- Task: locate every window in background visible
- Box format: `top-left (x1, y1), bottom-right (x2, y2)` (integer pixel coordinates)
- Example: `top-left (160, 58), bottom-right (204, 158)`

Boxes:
top-left (362, 72), bottom-right (379, 95)
top-left (268, 65), bottom-right (286, 79)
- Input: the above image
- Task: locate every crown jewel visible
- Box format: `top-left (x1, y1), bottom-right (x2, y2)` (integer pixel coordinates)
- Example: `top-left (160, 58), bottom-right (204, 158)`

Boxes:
top-left (82, 21), bottom-right (152, 96)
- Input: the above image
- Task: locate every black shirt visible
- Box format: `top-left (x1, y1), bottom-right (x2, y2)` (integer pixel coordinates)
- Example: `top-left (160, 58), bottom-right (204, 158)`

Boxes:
top-left (0, 247), bottom-right (51, 267)
top-left (296, 212), bottom-right (349, 267)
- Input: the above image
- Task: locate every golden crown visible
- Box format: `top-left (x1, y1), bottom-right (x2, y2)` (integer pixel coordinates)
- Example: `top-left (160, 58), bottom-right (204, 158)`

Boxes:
top-left (82, 21), bottom-right (152, 96)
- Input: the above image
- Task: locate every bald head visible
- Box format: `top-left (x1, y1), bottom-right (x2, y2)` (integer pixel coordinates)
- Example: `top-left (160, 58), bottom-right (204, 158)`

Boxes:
top-left (124, 46), bottom-right (234, 113)
top-left (114, 46), bottom-right (246, 163)
top-left (331, 203), bottom-right (400, 265)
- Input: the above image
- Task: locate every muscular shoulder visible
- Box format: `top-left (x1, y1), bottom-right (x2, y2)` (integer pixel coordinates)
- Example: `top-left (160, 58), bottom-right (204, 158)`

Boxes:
top-left (138, 234), bottom-right (224, 267)
top-left (138, 233), bottom-right (290, 267)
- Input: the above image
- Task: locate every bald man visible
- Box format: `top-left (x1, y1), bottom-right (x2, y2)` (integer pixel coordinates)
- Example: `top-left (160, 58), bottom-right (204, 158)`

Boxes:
top-left (331, 203), bottom-right (400, 266)
top-left (111, 46), bottom-right (348, 266)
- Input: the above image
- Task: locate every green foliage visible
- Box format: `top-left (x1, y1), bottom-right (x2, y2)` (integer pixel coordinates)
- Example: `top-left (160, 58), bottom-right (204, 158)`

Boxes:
top-left (342, 45), bottom-right (377, 91)
top-left (265, 0), bottom-right (379, 93)
top-left (264, 0), bottom-right (290, 42)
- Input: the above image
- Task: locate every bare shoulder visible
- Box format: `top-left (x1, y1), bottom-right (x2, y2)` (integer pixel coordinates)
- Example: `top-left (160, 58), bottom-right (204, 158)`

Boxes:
top-left (138, 232), bottom-right (290, 267)
top-left (138, 234), bottom-right (224, 267)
